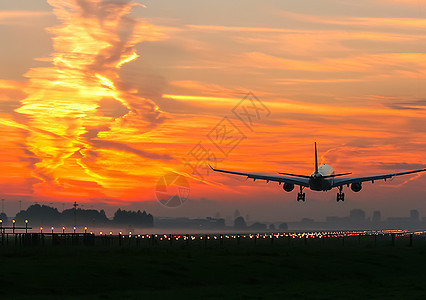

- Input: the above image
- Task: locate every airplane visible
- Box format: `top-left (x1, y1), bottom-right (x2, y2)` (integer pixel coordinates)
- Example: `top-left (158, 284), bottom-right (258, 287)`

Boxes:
top-left (210, 142), bottom-right (426, 202)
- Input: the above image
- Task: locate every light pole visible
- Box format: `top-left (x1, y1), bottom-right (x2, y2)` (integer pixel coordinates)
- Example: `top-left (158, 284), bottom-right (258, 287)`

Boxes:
top-left (12, 219), bottom-right (15, 234)
top-left (62, 226), bottom-right (65, 234)
top-left (51, 227), bottom-right (54, 234)
top-left (73, 201), bottom-right (78, 227)
top-left (25, 220), bottom-right (28, 233)
top-left (40, 227), bottom-right (43, 234)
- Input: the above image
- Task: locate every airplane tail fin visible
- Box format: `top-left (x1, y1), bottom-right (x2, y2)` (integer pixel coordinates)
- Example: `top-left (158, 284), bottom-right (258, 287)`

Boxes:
top-left (314, 142), bottom-right (319, 174)
top-left (279, 143), bottom-right (350, 178)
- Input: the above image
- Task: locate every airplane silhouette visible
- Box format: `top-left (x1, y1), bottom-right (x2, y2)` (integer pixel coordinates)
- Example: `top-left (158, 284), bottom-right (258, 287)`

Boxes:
top-left (211, 143), bottom-right (426, 202)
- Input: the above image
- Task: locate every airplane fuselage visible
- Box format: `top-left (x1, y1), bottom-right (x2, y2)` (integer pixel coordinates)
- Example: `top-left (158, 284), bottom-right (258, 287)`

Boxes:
top-left (309, 164), bottom-right (334, 191)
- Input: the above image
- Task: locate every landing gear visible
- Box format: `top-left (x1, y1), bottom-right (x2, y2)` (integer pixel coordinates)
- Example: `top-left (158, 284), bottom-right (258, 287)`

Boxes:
top-left (297, 186), bottom-right (306, 202)
top-left (336, 186), bottom-right (345, 202)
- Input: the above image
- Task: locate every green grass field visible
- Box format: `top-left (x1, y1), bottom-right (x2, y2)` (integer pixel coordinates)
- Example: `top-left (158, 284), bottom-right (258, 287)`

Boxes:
top-left (1, 234), bottom-right (425, 299)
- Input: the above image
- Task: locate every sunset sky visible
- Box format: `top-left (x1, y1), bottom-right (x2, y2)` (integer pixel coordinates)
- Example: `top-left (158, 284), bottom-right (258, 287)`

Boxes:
top-left (0, 0), bottom-right (425, 221)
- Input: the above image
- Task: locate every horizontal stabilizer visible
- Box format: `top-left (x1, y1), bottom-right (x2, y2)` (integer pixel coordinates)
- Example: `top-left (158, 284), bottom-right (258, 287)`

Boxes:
top-left (322, 172), bottom-right (352, 178)
top-left (278, 172), bottom-right (311, 178)
top-left (278, 172), bottom-right (352, 179)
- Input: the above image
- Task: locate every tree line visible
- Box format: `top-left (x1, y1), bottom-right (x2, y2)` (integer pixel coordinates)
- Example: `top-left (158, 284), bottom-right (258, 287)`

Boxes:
top-left (1, 204), bottom-right (153, 227)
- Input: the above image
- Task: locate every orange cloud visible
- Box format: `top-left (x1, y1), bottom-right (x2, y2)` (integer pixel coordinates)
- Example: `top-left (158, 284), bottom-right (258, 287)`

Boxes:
top-left (162, 94), bottom-right (424, 118)
top-left (0, 79), bottom-right (24, 89)
top-left (279, 10), bottom-right (426, 29)
top-left (1, 0), bottom-right (172, 201)
top-left (170, 80), bottom-right (248, 96)
top-left (241, 52), bottom-right (426, 78)
top-left (0, 11), bottom-right (52, 24)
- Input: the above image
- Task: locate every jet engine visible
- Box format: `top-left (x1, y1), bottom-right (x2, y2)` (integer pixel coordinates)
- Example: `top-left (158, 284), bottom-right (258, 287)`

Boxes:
top-left (351, 183), bottom-right (362, 192)
top-left (283, 183), bottom-right (295, 192)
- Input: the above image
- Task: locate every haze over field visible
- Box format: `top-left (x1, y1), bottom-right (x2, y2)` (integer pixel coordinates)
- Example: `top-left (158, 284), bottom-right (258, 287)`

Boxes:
top-left (0, 0), bottom-right (425, 221)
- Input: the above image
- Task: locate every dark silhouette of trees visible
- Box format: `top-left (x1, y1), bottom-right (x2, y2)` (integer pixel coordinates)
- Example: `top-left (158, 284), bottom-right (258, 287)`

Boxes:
top-left (15, 204), bottom-right (61, 226)
top-left (0, 212), bottom-right (8, 224)
top-left (113, 209), bottom-right (153, 227)
top-left (279, 223), bottom-right (288, 230)
top-left (61, 208), bottom-right (109, 226)
top-left (12, 204), bottom-right (154, 227)
top-left (234, 216), bottom-right (247, 229)
top-left (249, 222), bottom-right (267, 230)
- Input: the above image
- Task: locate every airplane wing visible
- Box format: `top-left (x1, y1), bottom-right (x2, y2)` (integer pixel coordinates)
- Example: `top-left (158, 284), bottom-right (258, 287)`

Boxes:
top-left (210, 166), bottom-right (310, 187)
top-left (332, 168), bottom-right (426, 187)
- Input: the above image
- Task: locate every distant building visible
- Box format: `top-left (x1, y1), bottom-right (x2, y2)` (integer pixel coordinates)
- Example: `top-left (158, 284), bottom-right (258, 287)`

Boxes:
top-left (410, 210), bottom-right (419, 222)
top-left (349, 209), bottom-right (365, 222)
top-left (372, 211), bottom-right (381, 223)
top-left (326, 216), bottom-right (343, 223)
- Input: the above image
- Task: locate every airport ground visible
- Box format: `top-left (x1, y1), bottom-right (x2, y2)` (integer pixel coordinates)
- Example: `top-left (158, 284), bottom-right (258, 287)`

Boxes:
top-left (0, 233), bottom-right (425, 299)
